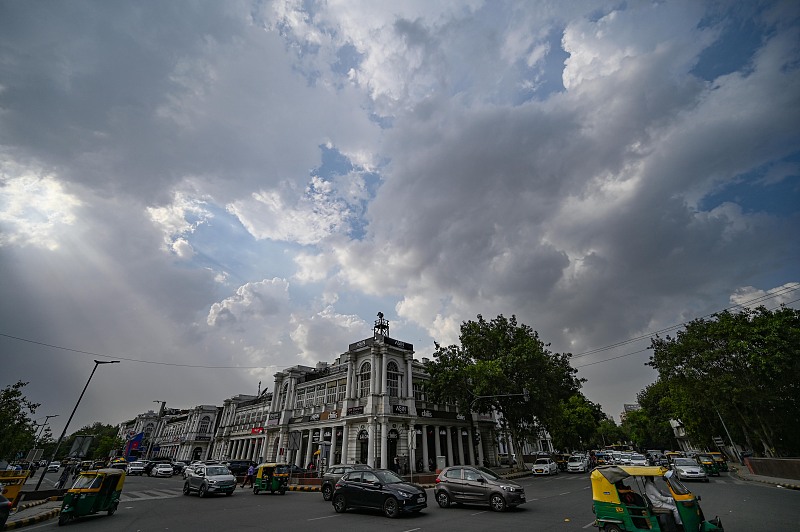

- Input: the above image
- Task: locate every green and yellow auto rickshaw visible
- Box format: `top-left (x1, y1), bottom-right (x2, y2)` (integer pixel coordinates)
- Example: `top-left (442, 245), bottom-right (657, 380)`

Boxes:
top-left (252, 463), bottom-right (289, 495)
top-left (708, 452), bottom-right (728, 472)
top-left (59, 468), bottom-right (125, 526)
top-left (696, 454), bottom-right (721, 476)
top-left (591, 465), bottom-right (723, 532)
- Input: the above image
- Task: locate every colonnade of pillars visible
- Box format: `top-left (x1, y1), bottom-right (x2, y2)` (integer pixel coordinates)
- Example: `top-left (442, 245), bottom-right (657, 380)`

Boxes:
top-left (225, 422), bottom-right (487, 472)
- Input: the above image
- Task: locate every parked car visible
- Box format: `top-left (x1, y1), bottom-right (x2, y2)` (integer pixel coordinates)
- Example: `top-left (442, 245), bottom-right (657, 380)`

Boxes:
top-left (225, 460), bottom-right (256, 477)
top-left (145, 460), bottom-right (171, 476)
top-left (671, 457), bottom-right (709, 482)
top-left (629, 453), bottom-right (648, 466)
top-left (321, 464), bottom-right (373, 501)
top-left (532, 458), bottom-right (558, 476)
top-left (434, 465), bottom-right (526, 512)
top-left (567, 455), bottom-right (588, 473)
top-left (332, 468), bottom-right (426, 518)
top-left (127, 461), bottom-right (146, 475)
top-left (172, 461), bottom-right (187, 475)
top-left (47, 462), bottom-right (61, 473)
top-left (183, 464), bottom-right (199, 480)
top-left (183, 464), bottom-right (236, 497)
top-left (152, 463), bottom-right (175, 477)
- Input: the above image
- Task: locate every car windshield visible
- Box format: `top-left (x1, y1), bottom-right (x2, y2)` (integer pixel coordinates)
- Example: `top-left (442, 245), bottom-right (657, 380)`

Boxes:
top-left (374, 470), bottom-right (404, 484)
top-left (631, 454), bottom-right (645, 460)
top-left (697, 455), bottom-right (712, 461)
top-left (674, 458), bottom-right (695, 466)
top-left (534, 459), bottom-right (549, 464)
top-left (206, 466), bottom-right (230, 476)
top-left (72, 475), bottom-right (102, 489)
top-left (569, 456), bottom-right (582, 462)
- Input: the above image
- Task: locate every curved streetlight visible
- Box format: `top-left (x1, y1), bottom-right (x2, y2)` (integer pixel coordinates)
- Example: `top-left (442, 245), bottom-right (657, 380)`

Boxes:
top-left (34, 414), bottom-right (60, 447)
top-left (35, 360), bottom-right (120, 491)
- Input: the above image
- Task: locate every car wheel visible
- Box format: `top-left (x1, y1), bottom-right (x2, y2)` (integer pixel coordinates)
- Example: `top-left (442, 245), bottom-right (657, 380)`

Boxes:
top-left (322, 484), bottom-right (333, 501)
top-left (436, 490), bottom-right (451, 508)
top-left (183, 482), bottom-right (191, 495)
top-left (198, 484), bottom-right (208, 498)
top-left (58, 513), bottom-right (72, 526)
top-left (107, 503), bottom-right (117, 516)
top-left (604, 525), bottom-right (623, 532)
top-left (704, 478), bottom-right (710, 483)
top-left (490, 493), bottom-right (506, 512)
top-left (332, 494), bottom-right (347, 513)
top-left (383, 496), bottom-right (400, 518)
top-left (226, 491), bottom-right (233, 496)
top-left (253, 487), bottom-right (259, 495)
top-left (279, 489), bottom-right (286, 495)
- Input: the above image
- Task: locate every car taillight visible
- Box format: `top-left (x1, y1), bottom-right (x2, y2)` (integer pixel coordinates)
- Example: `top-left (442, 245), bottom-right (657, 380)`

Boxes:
top-left (335, 482), bottom-right (343, 489)
top-left (435, 477), bottom-right (441, 484)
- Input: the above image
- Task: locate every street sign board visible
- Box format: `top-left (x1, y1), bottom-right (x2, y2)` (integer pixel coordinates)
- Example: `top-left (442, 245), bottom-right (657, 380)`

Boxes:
top-left (287, 431), bottom-right (301, 450)
top-left (713, 436), bottom-right (725, 446)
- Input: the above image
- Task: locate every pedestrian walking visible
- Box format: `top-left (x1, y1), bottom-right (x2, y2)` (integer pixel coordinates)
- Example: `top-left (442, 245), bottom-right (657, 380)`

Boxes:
top-left (241, 464), bottom-right (255, 488)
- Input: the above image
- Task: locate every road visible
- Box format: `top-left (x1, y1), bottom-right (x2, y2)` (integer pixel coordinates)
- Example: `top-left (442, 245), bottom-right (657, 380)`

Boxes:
top-left (24, 469), bottom-right (800, 531)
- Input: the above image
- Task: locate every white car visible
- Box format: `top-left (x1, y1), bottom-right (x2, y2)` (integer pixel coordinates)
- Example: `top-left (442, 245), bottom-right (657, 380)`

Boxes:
top-left (629, 453), bottom-right (648, 466)
top-left (151, 462), bottom-right (175, 477)
top-left (127, 461), bottom-right (146, 475)
top-left (567, 455), bottom-right (588, 473)
top-left (47, 462), bottom-right (60, 472)
top-left (532, 458), bottom-right (559, 476)
top-left (672, 458), bottom-right (709, 482)
top-left (183, 464), bottom-right (199, 480)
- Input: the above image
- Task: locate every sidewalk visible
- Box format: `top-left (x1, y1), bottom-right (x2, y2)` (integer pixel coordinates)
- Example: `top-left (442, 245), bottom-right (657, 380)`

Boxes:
top-left (3, 498), bottom-right (62, 530)
top-left (729, 463), bottom-right (800, 490)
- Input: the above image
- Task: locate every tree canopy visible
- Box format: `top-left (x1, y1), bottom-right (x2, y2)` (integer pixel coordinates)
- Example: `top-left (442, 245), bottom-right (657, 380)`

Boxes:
top-left (0, 381), bottom-right (39, 462)
top-left (648, 306), bottom-right (800, 456)
top-left (424, 314), bottom-right (582, 467)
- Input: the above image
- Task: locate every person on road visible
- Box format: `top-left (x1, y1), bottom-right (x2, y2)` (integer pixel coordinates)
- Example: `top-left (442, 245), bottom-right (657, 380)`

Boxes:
top-left (241, 464), bottom-right (255, 488)
top-left (645, 475), bottom-right (682, 525)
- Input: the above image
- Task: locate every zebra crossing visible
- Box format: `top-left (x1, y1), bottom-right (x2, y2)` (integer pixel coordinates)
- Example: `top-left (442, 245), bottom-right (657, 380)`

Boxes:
top-left (121, 487), bottom-right (184, 502)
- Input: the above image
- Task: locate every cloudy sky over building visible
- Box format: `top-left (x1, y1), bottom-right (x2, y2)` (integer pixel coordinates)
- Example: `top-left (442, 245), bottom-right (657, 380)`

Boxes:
top-left (2, 0), bottom-right (798, 437)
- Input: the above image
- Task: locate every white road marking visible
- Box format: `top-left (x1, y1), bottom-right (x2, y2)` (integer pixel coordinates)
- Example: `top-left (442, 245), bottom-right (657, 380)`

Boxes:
top-left (471, 510), bottom-right (489, 515)
top-left (307, 515), bottom-right (340, 521)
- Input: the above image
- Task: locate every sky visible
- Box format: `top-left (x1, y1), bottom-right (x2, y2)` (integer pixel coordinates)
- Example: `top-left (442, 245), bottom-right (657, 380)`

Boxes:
top-left (1, 0), bottom-right (798, 440)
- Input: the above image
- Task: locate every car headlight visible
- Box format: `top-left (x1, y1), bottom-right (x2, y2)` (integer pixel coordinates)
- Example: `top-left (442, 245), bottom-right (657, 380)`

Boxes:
top-left (500, 485), bottom-right (516, 492)
top-left (397, 491), bottom-right (413, 499)
top-left (208, 479), bottom-right (217, 484)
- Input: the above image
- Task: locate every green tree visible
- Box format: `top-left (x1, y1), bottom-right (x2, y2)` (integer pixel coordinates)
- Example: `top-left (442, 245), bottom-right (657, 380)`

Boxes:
top-left (0, 381), bottom-right (39, 461)
top-left (594, 418), bottom-right (626, 448)
top-left (425, 314), bottom-right (582, 469)
top-left (648, 306), bottom-right (800, 456)
top-left (61, 422), bottom-right (123, 461)
top-left (548, 393), bottom-right (604, 452)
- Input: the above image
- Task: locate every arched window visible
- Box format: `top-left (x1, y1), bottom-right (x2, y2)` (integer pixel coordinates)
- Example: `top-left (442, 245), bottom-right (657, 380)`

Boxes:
top-left (198, 416), bottom-right (211, 434)
top-left (387, 361), bottom-right (400, 397)
top-left (358, 362), bottom-right (371, 398)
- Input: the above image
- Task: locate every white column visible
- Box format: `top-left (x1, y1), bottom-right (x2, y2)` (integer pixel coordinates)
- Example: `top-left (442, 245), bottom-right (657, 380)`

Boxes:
top-left (380, 349), bottom-right (387, 395)
top-left (304, 430), bottom-right (314, 468)
top-left (347, 358), bottom-right (355, 399)
top-left (380, 421), bottom-right (389, 469)
top-left (370, 351), bottom-right (377, 395)
top-left (367, 423), bottom-right (375, 467)
top-left (446, 427), bottom-right (454, 467)
top-left (457, 428), bottom-right (465, 465)
top-left (341, 424), bottom-right (349, 463)
top-left (406, 357), bottom-right (413, 398)
top-left (330, 424), bottom-right (338, 465)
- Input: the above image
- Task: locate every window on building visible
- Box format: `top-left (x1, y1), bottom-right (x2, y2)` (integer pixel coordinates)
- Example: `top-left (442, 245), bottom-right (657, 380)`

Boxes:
top-left (198, 416), bottom-right (211, 434)
top-left (295, 388), bottom-right (305, 408)
top-left (337, 379), bottom-right (346, 401)
top-left (279, 381), bottom-right (288, 409)
top-left (413, 383), bottom-right (427, 401)
top-left (143, 423), bottom-right (154, 439)
top-left (387, 361), bottom-right (400, 397)
top-left (326, 383), bottom-right (336, 404)
top-left (358, 362), bottom-right (371, 398)
top-left (315, 386), bottom-right (325, 405)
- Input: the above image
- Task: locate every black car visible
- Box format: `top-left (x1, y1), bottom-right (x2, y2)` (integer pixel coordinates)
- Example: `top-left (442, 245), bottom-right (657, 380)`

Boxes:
top-left (0, 490), bottom-right (10, 530)
top-left (225, 460), bottom-right (256, 477)
top-left (321, 463), bottom-right (373, 501)
top-left (332, 468), bottom-right (427, 518)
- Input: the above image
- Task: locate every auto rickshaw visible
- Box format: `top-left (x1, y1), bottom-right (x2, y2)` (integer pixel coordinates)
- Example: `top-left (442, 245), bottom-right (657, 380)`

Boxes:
top-left (664, 451), bottom-right (683, 466)
top-left (708, 452), bottom-right (728, 472)
top-left (252, 463), bottom-right (289, 495)
top-left (591, 465), bottom-right (723, 532)
top-left (555, 454), bottom-right (570, 472)
top-left (58, 468), bottom-right (125, 525)
top-left (696, 454), bottom-right (720, 476)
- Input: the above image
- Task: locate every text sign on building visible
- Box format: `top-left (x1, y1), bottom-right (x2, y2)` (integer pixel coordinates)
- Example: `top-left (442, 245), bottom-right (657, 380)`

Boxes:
top-left (382, 335), bottom-right (413, 350)
top-left (251, 427), bottom-right (264, 434)
top-left (348, 338), bottom-right (374, 351)
top-left (418, 409), bottom-right (465, 420)
top-left (267, 412), bottom-right (281, 426)
top-left (347, 406), bottom-right (365, 416)
top-left (392, 404), bottom-right (409, 415)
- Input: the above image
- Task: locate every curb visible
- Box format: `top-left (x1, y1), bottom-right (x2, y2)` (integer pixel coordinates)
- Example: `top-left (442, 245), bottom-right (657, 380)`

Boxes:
top-left (287, 485), bottom-right (319, 492)
top-left (3, 508), bottom-right (61, 530)
top-left (731, 467), bottom-right (800, 491)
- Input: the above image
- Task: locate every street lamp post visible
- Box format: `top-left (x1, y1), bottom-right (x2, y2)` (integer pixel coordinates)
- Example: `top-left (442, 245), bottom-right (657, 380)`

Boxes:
top-left (34, 359), bottom-right (120, 491)
top-left (34, 414), bottom-right (59, 448)
top-left (145, 400), bottom-right (166, 460)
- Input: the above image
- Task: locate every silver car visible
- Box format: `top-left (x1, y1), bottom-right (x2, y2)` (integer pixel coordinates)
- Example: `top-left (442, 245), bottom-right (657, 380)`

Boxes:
top-left (434, 466), bottom-right (526, 512)
top-left (672, 458), bottom-right (709, 482)
top-left (183, 464), bottom-right (236, 497)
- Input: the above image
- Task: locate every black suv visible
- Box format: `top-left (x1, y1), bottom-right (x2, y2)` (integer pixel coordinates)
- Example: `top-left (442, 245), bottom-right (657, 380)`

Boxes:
top-left (226, 460), bottom-right (256, 477)
top-left (321, 463), bottom-right (373, 501)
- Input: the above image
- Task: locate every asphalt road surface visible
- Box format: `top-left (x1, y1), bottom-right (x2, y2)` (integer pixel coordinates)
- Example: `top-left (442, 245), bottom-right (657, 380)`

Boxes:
top-left (24, 470), bottom-right (800, 531)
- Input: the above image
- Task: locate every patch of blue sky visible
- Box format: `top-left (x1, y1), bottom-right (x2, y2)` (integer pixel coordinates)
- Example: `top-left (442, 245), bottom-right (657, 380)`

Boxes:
top-left (698, 153), bottom-right (800, 217)
top-left (332, 43), bottom-right (362, 76)
top-left (184, 203), bottom-right (299, 286)
top-left (691, 5), bottom-right (764, 81)
top-left (514, 26), bottom-right (568, 105)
